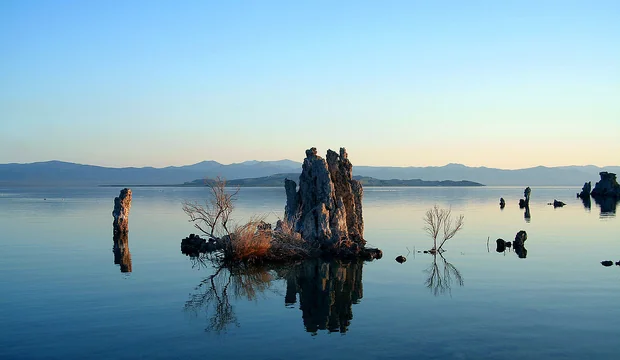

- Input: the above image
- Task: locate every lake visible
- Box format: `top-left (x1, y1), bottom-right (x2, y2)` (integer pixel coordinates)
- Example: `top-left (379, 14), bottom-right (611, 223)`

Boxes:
top-left (1, 186), bottom-right (619, 359)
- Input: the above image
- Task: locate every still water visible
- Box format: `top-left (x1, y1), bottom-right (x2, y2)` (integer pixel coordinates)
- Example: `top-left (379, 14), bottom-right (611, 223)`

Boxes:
top-left (1, 186), bottom-right (619, 359)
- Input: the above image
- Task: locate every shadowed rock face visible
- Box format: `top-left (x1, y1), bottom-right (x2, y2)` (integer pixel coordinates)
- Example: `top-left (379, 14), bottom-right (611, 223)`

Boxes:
top-left (112, 188), bottom-right (132, 235)
top-left (591, 172), bottom-right (620, 198)
top-left (286, 148), bottom-right (365, 251)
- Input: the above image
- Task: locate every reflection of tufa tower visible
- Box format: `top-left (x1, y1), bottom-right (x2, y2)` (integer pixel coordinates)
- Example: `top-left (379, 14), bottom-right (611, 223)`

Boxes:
top-left (113, 232), bottom-right (132, 273)
top-left (285, 259), bottom-right (363, 334)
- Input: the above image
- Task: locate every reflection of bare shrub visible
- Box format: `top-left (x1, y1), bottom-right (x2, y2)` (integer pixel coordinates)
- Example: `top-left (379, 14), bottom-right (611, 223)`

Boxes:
top-left (184, 265), bottom-right (281, 333)
top-left (423, 205), bottom-right (464, 252)
top-left (425, 253), bottom-right (464, 296)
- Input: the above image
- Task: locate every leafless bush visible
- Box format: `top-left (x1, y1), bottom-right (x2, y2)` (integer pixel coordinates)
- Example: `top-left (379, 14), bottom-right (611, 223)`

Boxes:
top-left (182, 176), bottom-right (240, 238)
top-left (423, 205), bottom-right (464, 252)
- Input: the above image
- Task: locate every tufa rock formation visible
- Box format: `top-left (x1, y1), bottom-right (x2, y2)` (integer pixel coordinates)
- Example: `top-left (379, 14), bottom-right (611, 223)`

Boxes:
top-left (112, 188), bottom-right (132, 235)
top-left (519, 187), bottom-right (531, 208)
top-left (591, 172), bottom-right (620, 198)
top-left (499, 197), bottom-right (505, 209)
top-left (285, 147), bottom-right (367, 255)
top-left (514, 230), bottom-right (527, 247)
top-left (577, 182), bottom-right (591, 199)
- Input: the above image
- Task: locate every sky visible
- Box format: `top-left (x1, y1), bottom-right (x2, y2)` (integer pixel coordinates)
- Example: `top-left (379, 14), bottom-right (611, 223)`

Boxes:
top-left (1, 0), bottom-right (619, 169)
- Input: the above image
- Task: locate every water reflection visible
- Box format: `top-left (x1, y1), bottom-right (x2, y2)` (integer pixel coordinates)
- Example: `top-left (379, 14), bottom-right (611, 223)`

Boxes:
top-left (112, 233), bottom-right (132, 273)
top-left (579, 194), bottom-right (592, 211)
top-left (593, 197), bottom-right (618, 217)
top-left (284, 259), bottom-right (362, 334)
top-left (523, 205), bottom-right (531, 223)
top-left (424, 253), bottom-right (464, 296)
top-left (184, 259), bottom-right (364, 335)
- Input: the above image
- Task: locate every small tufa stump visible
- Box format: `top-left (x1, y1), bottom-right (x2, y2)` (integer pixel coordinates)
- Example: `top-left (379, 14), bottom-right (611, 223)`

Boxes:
top-left (112, 188), bottom-right (132, 236)
top-left (519, 187), bottom-right (531, 208)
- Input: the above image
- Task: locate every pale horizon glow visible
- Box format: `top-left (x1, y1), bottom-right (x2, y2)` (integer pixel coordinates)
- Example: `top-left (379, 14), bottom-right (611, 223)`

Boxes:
top-left (1, 1), bottom-right (619, 169)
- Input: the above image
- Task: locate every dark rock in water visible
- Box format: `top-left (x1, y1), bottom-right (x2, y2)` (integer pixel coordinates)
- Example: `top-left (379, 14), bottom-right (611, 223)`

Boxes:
top-left (514, 230), bottom-right (527, 248)
top-left (285, 147), bottom-right (367, 254)
top-left (496, 239), bottom-right (506, 252)
top-left (505, 241), bottom-right (512, 248)
top-left (395, 255), bottom-right (406, 263)
top-left (577, 182), bottom-right (591, 198)
top-left (181, 234), bottom-right (209, 256)
top-left (519, 199), bottom-right (526, 208)
top-left (112, 188), bottom-right (132, 235)
top-left (591, 172), bottom-right (620, 198)
top-left (499, 197), bottom-right (505, 208)
top-left (601, 260), bottom-right (613, 267)
top-left (616, 261), bottom-right (620, 266)
top-left (553, 200), bottom-right (566, 208)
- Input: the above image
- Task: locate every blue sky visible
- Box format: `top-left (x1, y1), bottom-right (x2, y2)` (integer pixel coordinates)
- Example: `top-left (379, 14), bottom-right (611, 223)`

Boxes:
top-left (1, 0), bottom-right (618, 168)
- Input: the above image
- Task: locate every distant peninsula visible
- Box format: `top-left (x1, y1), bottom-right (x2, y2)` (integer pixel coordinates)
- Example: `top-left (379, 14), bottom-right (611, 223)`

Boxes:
top-left (104, 173), bottom-right (484, 187)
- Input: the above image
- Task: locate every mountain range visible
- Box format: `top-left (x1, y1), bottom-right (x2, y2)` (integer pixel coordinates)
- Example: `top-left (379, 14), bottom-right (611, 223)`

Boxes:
top-left (1, 160), bottom-right (618, 186)
top-left (180, 174), bottom-right (483, 187)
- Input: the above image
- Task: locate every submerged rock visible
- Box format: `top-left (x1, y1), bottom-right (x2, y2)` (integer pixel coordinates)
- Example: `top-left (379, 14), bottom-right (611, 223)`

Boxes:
top-left (552, 200), bottom-right (566, 208)
top-left (112, 188), bottom-right (132, 235)
top-left (591, 172), bottom-right (620, 198)
top-left (395, 255), bottom-right (406, 263)
top-left (601, 260), bottom-right (613, 267)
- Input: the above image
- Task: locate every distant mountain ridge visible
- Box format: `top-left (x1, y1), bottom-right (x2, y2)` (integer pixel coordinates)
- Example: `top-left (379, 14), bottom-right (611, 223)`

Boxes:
top-left (178, 174), bottom-right (483, 187)
top-left (1, 160), bottom-right (618, 186)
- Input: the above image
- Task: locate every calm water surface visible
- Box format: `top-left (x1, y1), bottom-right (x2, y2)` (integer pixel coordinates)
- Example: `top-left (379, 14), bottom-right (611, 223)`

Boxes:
top-left (1, 186), bottom-right (619, 359)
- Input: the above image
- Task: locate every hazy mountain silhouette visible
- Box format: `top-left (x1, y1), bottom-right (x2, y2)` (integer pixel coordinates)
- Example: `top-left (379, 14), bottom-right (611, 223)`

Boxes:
top-left (181, 174), bottom-right (483, 187)
top-left (0, 160), bottom-right (617, 186)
